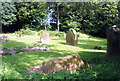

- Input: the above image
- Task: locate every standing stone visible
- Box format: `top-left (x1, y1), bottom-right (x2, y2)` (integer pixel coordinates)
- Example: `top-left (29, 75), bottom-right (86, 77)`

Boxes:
top-left (66, 29), bottom-right (78, 46)
top-left (106, 26), bottom-right (120, 55)
top-left (40, 33), bottom-right (50, 44)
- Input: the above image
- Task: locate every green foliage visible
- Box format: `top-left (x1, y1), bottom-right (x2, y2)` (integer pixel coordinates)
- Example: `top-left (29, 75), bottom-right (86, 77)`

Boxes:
top-left (50, 2), bottom-right (118, 37)
top-left (1, 2), bottom-right (17, 26)
top-left (1, 2), bottom-right (119, 38)
top-left (47, 31), bottom-right (66, 37)
top-left (15, 2), bottom-right (48, 29)
top-left (38, 30), bottom-right (46, 36)
top-left (117, 1), bottom-right (120, 28)
top-left (38, 30), bottom-right (66, 37)
top-left (15, 29), bottom-right (35, 35)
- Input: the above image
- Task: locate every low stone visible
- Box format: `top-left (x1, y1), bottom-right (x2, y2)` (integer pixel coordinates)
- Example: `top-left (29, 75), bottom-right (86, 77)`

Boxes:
top-left (9, 50), bottom-right (17, 55)
top-left (0, 36), bottom-right (9, 43)
top-left (33, 44), bottom-right (47, 47)
top-left (27, 54), bottom-right (84, 74)
top-left (18, 52), bottom-right (24, 54)
top-left (2, 45), bottom-right (50, 56)
top-left (94, 46), bottom-right (102, 50)
top-left (0, 45), bottom-right (3, 47)
top-left (0, 49), bottom-right (4, 55)
top-left (31, 47), bottom-right (40, 50)
top-left (0, 48), bottom-right (6, 55)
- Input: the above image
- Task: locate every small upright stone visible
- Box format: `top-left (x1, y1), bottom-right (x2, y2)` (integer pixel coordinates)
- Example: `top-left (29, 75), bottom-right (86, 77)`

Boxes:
top-left (40, 33), bottom-right (50, 44)
top-left (106, 26), bottom-right (120, 55)
top-left (66, 29), bottom-right (78, 46)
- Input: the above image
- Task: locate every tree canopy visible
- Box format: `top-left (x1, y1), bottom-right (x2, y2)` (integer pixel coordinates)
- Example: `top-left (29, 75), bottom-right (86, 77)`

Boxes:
top-left (1, 2), bottom-right (17, 26)
top-left (50, 2), bottom-right (118, 37)
top-left (15, 2), bottom-right (48, 29)
top-left (1, 2), bottom-right (119, 37)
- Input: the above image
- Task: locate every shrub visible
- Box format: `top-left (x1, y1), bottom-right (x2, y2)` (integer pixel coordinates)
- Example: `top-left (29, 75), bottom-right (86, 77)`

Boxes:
top-left (38, 30), bottom-right (46, 36)
top-left (48, 31), bottom-right (66, 37)
top-left (27, 66), bottom-right (97, 79)
top-left (15, 29), bottom-right (35, 35)
top-left (38, 30), bottom-right (66, 37)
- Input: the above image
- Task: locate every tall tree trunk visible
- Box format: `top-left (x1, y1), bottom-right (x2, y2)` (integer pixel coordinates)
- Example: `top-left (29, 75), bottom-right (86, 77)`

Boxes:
top-left (0, 3), bottom-right (2, 33)
top-left (0, 15), bottom-right (2, 33)
top-left (57, 4), bottom-right (60, 32)
top-left (117, 1), bottom-right (120, 28)
top-left (45, 24), bottom-right (47, 30)
top-left (81, 3), bottom-right (85, 33)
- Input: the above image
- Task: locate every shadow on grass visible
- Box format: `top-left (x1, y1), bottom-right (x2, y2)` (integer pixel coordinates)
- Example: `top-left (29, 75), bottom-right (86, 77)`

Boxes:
top-left (78, 51), bottom-right (106, 62)
top-left (78, 51), bottom-right (120, 67)
top-left (2, 46), bottom-right (119, 79)
top-left (58, 38), bottom-right (107, 50)
top-left (2, 42), bottom-right (74, 79)
top-left (3, 37), bottom-right (119, 79)
top-left (2, 40), bottom-right (28, 48)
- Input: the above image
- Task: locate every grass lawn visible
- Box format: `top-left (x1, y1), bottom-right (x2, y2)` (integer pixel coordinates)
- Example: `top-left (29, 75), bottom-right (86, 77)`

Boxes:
top-left (0, 33), bottom-right (120, 79)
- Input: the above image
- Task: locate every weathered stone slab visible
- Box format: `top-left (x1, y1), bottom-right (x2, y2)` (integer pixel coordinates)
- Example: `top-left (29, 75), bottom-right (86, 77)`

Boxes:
top-left (106, 26), bottom-right (120, 55)
top-left (27, 54), bottom-right (84, 74)
top-left (66, 29), bottom-right (78, 46)
top-left (40, 33), bottom-right (50, 44)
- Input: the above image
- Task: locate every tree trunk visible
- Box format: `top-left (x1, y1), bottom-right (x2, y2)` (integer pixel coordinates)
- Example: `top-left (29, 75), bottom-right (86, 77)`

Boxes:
top-left (0, 3), bottom-right (2, 33)
top-left (22, 23), bottom-right (24, 29)
top-left (45, 24), bottom-right (47, 30)
top-left (117, 1), bottom-right (120, 28)
top-left (57, 4), bottom-right (60, 32)
top-left (0, 16), bottom-right (2, 33)
top-left (81, 3), bottom-right (85, 33)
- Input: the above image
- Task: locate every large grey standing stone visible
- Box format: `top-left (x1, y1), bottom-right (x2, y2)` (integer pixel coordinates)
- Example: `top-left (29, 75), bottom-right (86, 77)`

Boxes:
top-left (66, 29), bottom-right (78, 46)
top-left (106, 26), bottom-right (120, 55)
top-left (40, 33), bottom-right (50, 44)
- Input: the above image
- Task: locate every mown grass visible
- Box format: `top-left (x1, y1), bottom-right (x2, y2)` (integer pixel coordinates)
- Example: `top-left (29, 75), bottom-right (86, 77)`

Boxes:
top-left (0, 33), bottom-right (120, 80)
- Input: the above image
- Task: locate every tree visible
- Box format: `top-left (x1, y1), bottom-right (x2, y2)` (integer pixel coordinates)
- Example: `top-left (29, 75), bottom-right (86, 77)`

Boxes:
top-left (1, 2), bottom-right (17, 26)
top-left (49, 2), bottom-right (69, 32)
top-left (15, 2), bottom-right (48, 29)
top-left (50, 2), bottom-right (118, 37)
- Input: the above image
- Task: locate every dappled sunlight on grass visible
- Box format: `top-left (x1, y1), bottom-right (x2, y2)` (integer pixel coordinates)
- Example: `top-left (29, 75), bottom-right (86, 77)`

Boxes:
top-left (2, 62), bottom-right (23, 79)
top-left (0, 56), bottom-right (2, 80)
top-left (2, 40), bottom-right (27, 48)
top-left (80, 49), bottom-right (106, 53)
top-left (3, 33), bottom-right (117, 79)
top-left (79, 38), bottom-right (103, 42)
top-left (10, 37), bottom-right (40, 46)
